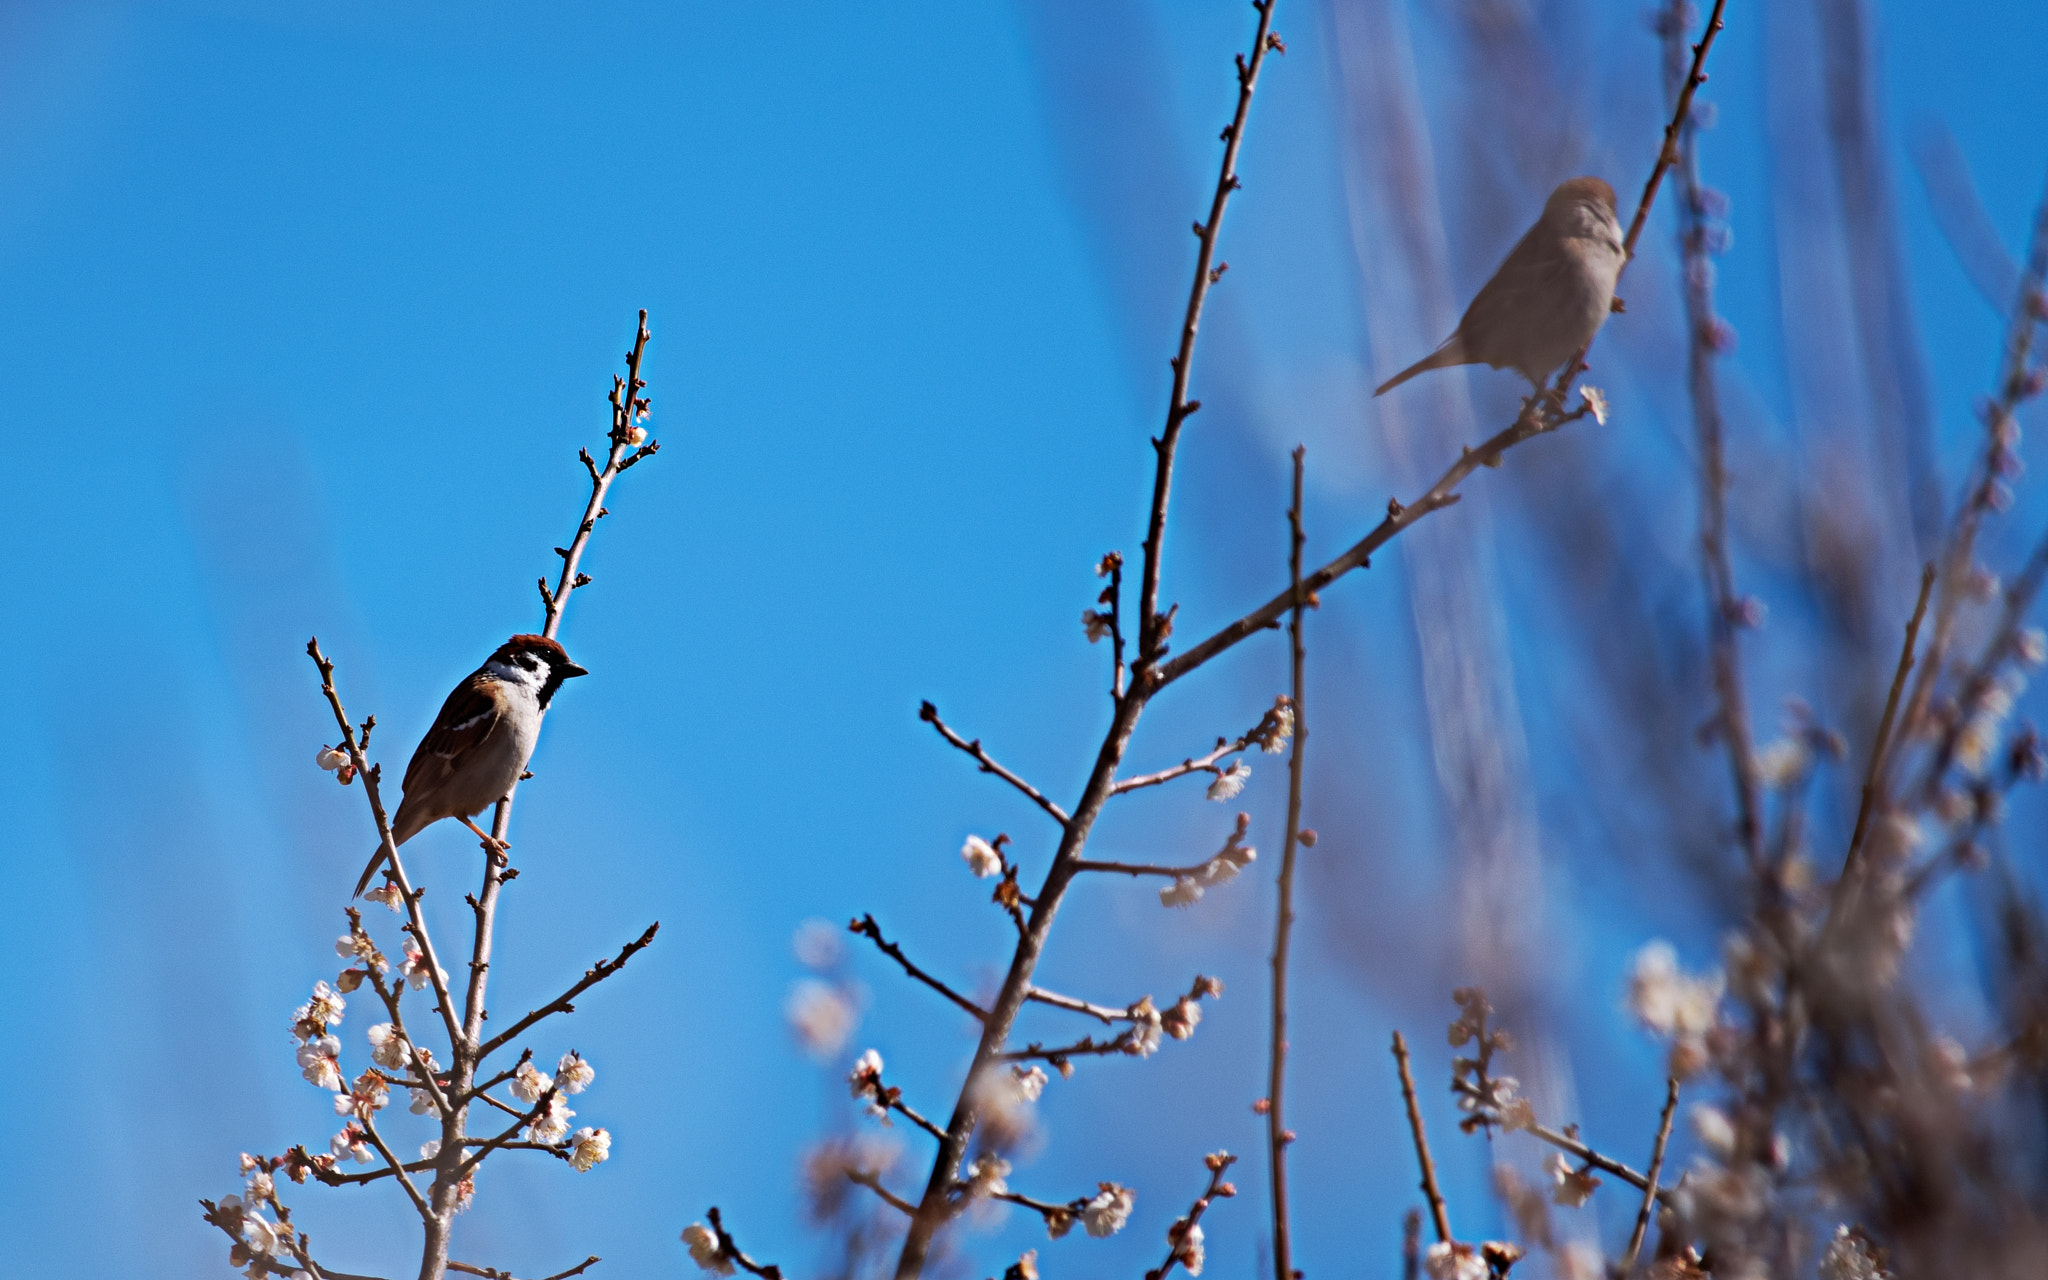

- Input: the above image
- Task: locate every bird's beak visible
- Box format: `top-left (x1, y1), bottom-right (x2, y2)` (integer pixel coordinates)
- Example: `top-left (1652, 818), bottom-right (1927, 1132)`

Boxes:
top-left (559, 661), bottom-right (589, 679)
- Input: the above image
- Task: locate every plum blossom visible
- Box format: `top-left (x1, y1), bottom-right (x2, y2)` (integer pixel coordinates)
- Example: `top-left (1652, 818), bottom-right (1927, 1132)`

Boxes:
top-left (1423, 1241), bottom-right (1486, 1280)
top-left (961, 835), bottom-right (1002, 878)
top-left (400, 947), bottom-right (446, 992)
top-left (567, 1126), bottom-right (611, 1171)
top-left (510, 1061), bottom-right (555, 1104)
top-left (1169, 1218), bottom-right (1205, 1275)
top-left (1206, 760), bottom-right (1250, 801)
top-left (526, 1094), bottom-right (575, 1145)
top-left (366, 1023), bottom-right (409, 1072)
top-left (557, 1051), bottom-right (595, 1094)
top-left (1084, 1182), bottom-right (1134, 1237)
top-left (682, 1223), bottom-right (734, 1275)
top-left (296, 1035), bottom-right (342, 1091)
top-left (785, 979), bottom-right (857, 1058)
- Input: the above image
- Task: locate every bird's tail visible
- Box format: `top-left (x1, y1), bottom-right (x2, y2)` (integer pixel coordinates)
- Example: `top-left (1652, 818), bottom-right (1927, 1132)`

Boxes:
top-left (1373, 336), bottom-right (1468, 397)
top-left (353, 841), bottom-right (396, 899)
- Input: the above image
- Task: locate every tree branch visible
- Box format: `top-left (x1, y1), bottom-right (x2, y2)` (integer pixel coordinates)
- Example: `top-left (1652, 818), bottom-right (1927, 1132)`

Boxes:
top-left (918, 702), bottom-right (1071, 826)
top-left (478, 922), bottom-right (660, 1060)
top-left (850, 914), bottom-right (990, 1023)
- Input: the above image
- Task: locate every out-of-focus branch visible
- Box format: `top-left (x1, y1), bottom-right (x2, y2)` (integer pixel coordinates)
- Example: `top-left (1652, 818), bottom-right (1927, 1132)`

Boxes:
top-left (919, 702), bottom-right (1071, 826)
top-left (1834, 564), bottom-right (1936, 913)
top-left (477, 922), bottom-right (660, 1060)
top-left (850, 1169), bottom-right (918, 1216)
top-left (1902, 176), bottom-right (2048, 753)
top-left (850, 914), bottom-right (990, 1023)
top-left (1266, 446), bottom-right (1308, 1280)
top-left (1663, 0), bottom-right (1766, 876)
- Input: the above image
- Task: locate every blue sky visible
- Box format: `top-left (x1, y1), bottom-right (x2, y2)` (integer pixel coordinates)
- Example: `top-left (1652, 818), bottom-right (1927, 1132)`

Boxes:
top-left (2, 2), bottom-right (2046, 1277)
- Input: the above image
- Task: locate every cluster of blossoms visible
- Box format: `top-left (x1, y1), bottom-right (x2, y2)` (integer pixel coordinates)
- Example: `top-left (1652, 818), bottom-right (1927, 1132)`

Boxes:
top-left (290, 981), bottom-right (346, 1092)
top-left (1160, 815), bottom-right (1259, 909)
top-left (1422, 1240), bottom-right (1525, 1280)
top-left (1627, 941), bottom-right (1725, 1078)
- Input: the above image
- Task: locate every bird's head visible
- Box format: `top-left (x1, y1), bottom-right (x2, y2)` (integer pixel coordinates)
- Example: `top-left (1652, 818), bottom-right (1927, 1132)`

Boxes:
top-left (486, 634), bottom-right (589, 708)
top-left (1544, 176), bottom-right (1621, 236)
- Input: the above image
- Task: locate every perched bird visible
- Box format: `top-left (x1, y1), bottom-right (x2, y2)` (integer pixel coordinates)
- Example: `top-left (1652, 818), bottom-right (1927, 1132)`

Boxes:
top-left (1374, 177), bottom-right (1626, 396)
top-left (353, 634), bottom-right (588, 897)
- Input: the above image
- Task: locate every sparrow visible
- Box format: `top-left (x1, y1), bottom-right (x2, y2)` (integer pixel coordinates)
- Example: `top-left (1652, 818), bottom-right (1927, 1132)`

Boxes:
top-left (1374, 177), bottom-right (1625, 396)
top-left (352, 634), bottom-right (588, 897)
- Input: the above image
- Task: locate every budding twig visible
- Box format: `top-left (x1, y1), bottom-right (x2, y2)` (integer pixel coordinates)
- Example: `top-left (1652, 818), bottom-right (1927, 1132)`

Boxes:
top-left (1267, 445), bottom-right (1308, 1280)
top-left (1621, 1078), bottom-right (1681, 1274)
top-left (919, 702), bottom-right (1072, 826)
top-left (850, 914), bottom-right (991, 1023)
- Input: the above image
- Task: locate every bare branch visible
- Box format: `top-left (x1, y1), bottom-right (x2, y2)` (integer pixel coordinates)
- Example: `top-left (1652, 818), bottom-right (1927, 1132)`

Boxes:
top-left (448, 1259), bottom-right (600, 1280)
top-left (1392, 1031), bottom-right (1452, 1245)
top-left (1622, 1079), bottom-right (1682, 1273)
top-left (1833, 564), bottom-right (1937, 917)
top-left (704, 1207), bottom-right (784, 1279)
top-left (1144, 1152), bottom-right (1238, 1280)
top-left (918, 702), bottom-right (1071, 826)
top-left (850, 1168), bottom-right (919, 1217)
top-left (849, 914), bottom-right (990, 1022)
top-left (478, 922), bottom-right (660, 1060)
top-left (1267, 445), bottom-right (1308, 1280)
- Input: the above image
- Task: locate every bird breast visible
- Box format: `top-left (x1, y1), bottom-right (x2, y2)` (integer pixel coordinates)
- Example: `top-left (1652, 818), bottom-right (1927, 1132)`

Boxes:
top-left (450, 696), bottom-right (543, 819)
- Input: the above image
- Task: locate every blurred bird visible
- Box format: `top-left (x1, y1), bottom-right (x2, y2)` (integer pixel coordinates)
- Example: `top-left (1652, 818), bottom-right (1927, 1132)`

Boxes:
top-left (353, 634), bottom-right (587, 897)
top-left (1374, 177), bottom-right (1626, 396)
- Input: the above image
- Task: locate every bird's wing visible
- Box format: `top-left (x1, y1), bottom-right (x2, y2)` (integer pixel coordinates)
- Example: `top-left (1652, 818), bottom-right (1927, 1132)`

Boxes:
top-left (1456, 225), bottom-right (1578, 363)
top-left (401, 675), bottom-right (510, 798)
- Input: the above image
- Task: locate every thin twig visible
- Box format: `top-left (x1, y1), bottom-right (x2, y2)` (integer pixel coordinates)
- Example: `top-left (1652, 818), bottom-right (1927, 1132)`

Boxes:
top-left (919, 702), bottom-right (1071, 826)
top-left (850, 1169), bottom-right (919, 1216)
top-left (448, 1258), bottom-right (601, 1280)
top-left (1392, 1031), bottom-right (1452, 1245)
top-left (1026, 985), bottom-right (1138, 1024)
top-left (1267, 446), bottom-right (1307, 1280)
top-left (1833, 564), bottom-right (1937, 916)
top-left (1901, 171), bottom-right (2048, 759)
top-left (1144, 1153), bottom-right (1238, 1280)
top-left (308, 639), bottom-right (465, 1052)
top-left (357, 1111), bottom-right (433, 1222)
top-left (477, 922), bottom-right (661, 1060)
top-left (1110, 737), bottom-right (1245, 794)
top-left (1622, 1079), bottom-right (1681, 1274)
top-left (851, 914), bottom-right (990, 1023)
top-left (705, 1207), bottom-right (784, 1279)
top-left (1664, 0), bottom-right (1765, 877)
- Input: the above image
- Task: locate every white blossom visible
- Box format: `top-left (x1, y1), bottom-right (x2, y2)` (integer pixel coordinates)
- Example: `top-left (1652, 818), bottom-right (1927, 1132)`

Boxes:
top-left (1547, 1152), bottom-right (1600, 1207)
top-left (367, 1023), bottom-right (409, 1071)
top-left (315, 745), bottom-right (350, 772)
top-left (292, 981), bottom-right (346, 1034)
top-left (1160, 876), bottom-right (1204, 908)
top-left (297, 1035), bottom-right (342, 1091)
top-left (567, 1126), bottom-right (611, 1171)
top-left (1011, 1064), bottom-right (1047, 1101)
top-left (510, 1061), bottom-right (555, 1104)
top-left (245, 1169), bottom-right (275, 1205)
top-left (849, 1048), bottom-right (885, 1100)
top-left (1206, 761), bottom-right (1250, 801)
top-left (1423, 1241), bottom-right (1487, 1280)
top-left (2019, 626), bottom-right (2048, 668)
top-left (409, 1088), bottom-right (436, 1115)
top-left (1629, 941), bottom-right (1723, 1037)
top-left (1581, 385), bottom-right (1610, 426)
top-left (1819, 1226), bottom-right (1891, 1280)
top-left (420, 1139), bottom-right (441, 1159)
top-left (525, 1094), bottom-right (575, 1145)
top-left (557, 1051), bottom-right (595, 1094)
top-left (1753, 738), bottom-right (1808, 790)
top-left (785, 979), bottom-right (857, 1058)
top-left (961, 835), bottom-right (1002, 878)
top-left (400, 947), bottom-right (446, 992)
top-left (363, 882), bottom-right (405, 912)
top-left (1171, 1219), bottom-right (1206, 1275)
top-left (682, 1223), bottom-right (734, 1275)
top-left (1691, 1104), bottom-right (1737, 1161)
top-left (1262, 703), bottom-right (1294, 753)
top-left (1083, 1183), bottom-right (1134, 1237)
top-left (966, 1153), bottom-right (1010, 1199)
